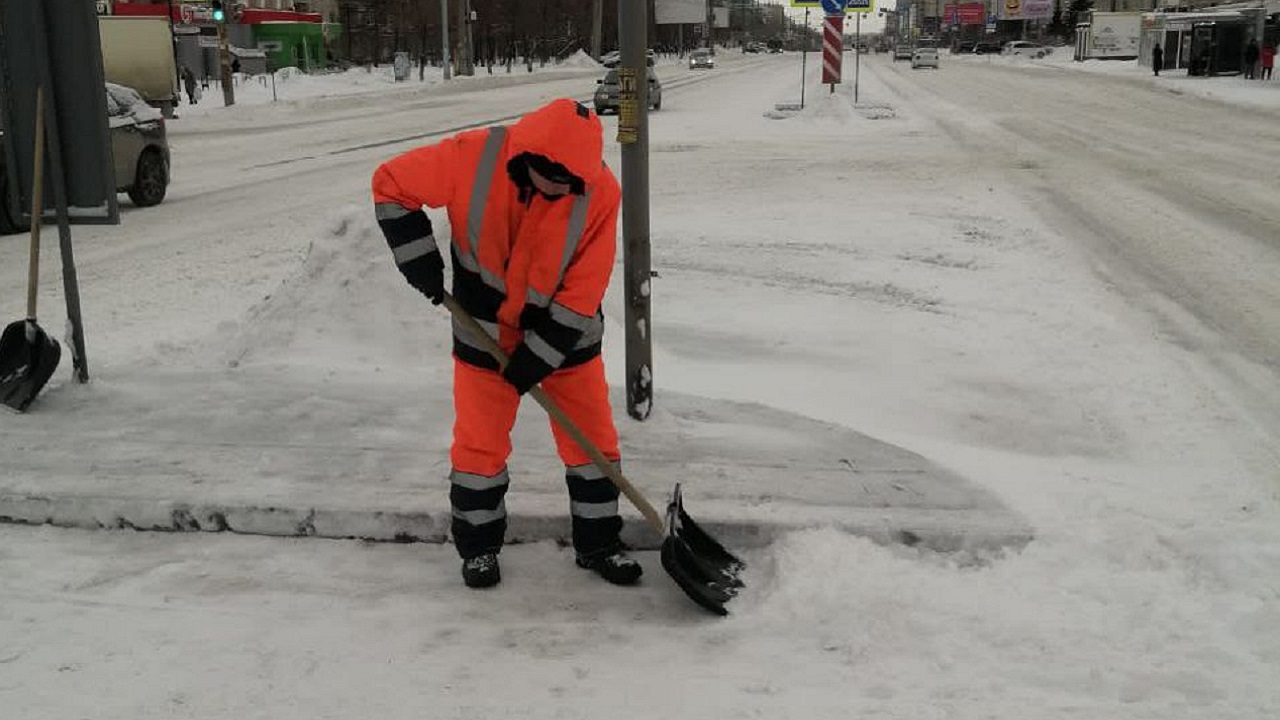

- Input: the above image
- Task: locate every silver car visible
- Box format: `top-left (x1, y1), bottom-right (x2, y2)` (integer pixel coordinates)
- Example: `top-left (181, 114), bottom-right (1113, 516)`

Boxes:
top-left (689, 49), bottom-right (715, 70)
top-left (911, 46), bottom-right (940, 69)
top-left (1002, 41), bottom-right (1051, 59)
top-left (0, 82), bottom-right (170, 232)
top-left (105, 82), bottom-right (170, 208)
top-left (594, 67), bottom-right (663, 114)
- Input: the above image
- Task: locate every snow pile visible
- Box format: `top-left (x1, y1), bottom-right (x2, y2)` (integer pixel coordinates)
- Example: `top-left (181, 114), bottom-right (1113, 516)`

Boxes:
top-left (218, 205), bottom-right (453, 375)
top-left (557, 49), bottom-right (602, 70)
top-left (734, 526), bottom-right (1280, 716)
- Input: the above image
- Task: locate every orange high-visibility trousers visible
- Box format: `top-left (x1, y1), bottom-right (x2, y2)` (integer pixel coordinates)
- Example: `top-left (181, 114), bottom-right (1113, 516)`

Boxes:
top-left (449, 356), bottom-right (621, 559)
top-left (451, 356), bottom-right (619, 471)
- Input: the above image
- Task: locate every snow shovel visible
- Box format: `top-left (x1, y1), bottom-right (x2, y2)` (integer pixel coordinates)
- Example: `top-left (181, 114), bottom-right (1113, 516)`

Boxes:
top-left (441, 293), bottom-right (745, 615)
top-left (0, 88), bottom-right (61, 413)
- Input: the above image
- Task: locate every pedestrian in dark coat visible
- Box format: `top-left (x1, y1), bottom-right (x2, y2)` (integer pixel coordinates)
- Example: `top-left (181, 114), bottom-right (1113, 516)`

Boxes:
top-left (1152, 43), bottom-right (1164, 76)
top-left (1244, 39), bottom-right (1259, 79)
top-left (181, 65), bottom-right (198, 105)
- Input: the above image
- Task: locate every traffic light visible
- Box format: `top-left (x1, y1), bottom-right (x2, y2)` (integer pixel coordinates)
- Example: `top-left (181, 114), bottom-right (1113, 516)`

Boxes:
top-left (211, 1), bottom-right (225, 22)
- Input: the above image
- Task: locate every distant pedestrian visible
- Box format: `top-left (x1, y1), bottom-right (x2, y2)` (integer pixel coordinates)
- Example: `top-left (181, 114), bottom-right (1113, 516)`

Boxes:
top-left (1152, 43), bottom-right (1164, 76)
top-left (1262, 44), bottom-right (1276, 81)
top-left (1244, 39), bottom-right (1259, 79)
top-left (181, 65), bottom-right (198, 105)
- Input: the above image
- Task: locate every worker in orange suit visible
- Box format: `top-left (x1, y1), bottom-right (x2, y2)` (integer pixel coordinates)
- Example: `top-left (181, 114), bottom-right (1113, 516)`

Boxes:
top-left (371, 98), bottom-right (640, 590)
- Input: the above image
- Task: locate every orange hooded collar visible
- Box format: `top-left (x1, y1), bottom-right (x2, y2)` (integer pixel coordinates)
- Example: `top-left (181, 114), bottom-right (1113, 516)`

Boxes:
top-left (506, 99), bottom-right (605, 188)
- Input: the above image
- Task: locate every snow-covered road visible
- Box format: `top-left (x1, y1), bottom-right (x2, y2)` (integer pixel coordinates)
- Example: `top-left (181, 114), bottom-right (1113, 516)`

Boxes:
top-left (2, 51), bottom-right (1278, 719)
top-left (876, 56), bottom-right (1280, 437)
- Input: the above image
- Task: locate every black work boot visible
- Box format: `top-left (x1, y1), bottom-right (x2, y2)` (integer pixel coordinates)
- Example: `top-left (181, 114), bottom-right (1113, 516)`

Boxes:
top-left (576, 548), bottom-right (643, 586)
top-left (461, 553), bottom-right (501, 588)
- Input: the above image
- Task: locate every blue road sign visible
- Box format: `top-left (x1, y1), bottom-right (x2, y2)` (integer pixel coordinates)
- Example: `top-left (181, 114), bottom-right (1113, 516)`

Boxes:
top-left (820, 0), bottom-right (849, 15)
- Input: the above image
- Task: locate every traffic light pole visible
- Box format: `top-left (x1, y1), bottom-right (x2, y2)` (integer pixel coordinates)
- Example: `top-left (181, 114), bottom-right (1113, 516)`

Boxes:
top-left (217, 18), bottom-right (234, 106)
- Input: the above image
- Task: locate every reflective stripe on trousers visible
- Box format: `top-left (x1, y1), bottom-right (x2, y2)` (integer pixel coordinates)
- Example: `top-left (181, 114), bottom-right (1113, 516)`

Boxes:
top-left (449, 356), bottom-right (621, 557)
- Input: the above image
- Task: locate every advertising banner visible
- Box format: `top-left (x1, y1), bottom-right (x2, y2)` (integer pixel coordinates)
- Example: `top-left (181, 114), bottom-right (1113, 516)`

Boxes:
top-left (998, 0), bottom-right (1054, 21)
top-left (943, 2), bottom-right (986, 25)
top-left (1, 0), bottom-right (117, 224)
top-left (656, 0), bottom-right (704, 25)
top-left (794, 0), bottom-right (875, 11)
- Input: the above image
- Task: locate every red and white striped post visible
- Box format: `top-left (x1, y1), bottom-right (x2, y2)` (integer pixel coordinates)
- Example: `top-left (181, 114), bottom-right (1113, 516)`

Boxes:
top-left (822, 14), bottom-right (843, 92)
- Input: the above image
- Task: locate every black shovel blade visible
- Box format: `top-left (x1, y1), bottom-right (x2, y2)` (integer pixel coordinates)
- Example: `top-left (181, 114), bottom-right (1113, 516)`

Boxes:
top-left (659, 483), bottom-right (747, 616)
top-left (0, 319), bottom-right (61, 412)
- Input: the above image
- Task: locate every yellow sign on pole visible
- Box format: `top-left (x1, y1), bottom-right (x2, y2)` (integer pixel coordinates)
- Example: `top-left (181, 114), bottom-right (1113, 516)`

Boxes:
top-left (616, 67), bottom-right (638, 144)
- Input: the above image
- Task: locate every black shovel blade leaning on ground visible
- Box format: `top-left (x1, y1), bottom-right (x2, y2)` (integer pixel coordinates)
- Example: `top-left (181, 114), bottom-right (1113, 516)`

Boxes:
top-left (661, 483), bottom-right (747, 616)
top-left (0, 319), bottom-right (61, 412)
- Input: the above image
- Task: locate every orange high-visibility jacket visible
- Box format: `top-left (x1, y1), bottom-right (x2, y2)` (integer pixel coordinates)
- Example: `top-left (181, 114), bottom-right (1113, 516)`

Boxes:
top-left (372, 99), bottom-right (621, 387)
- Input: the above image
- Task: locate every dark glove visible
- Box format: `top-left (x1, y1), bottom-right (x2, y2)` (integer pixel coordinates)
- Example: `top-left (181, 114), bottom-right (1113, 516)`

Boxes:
top-left (398, 251), bottom-right (445, 305)
top-left (502, 342), bottom-right (553, 395)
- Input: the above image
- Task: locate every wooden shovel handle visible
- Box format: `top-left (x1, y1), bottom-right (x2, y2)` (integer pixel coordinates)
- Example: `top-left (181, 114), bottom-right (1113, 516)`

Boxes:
top-left (442, 293), bottom-right (666, 535)
top-left (27, 87), bottom-right (45, 321)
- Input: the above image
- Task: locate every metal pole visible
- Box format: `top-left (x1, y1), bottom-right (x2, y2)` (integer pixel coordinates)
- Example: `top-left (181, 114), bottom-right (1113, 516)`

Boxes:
top-left (464, 0), bottom-right (474, 74)
top-left (33, 2), bottom-right (89, 382)
top-left (855, 11), bottom-right (860, 103)
top-left (705, 0), bottom-right (712, 49)
top-left (619, 0), bottom-right (652, 421)
top-left (441, 0), bottom-right (451, 80)
top-left (800, 9), bottom-right (808, 109)
top-left (591, 0), bottom-right (603, 60)
top-left (217, 20), bottom-right (234, 106)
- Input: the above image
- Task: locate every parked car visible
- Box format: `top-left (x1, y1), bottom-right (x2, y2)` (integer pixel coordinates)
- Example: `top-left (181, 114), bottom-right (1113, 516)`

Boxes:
top-left (893, 43), bottom-right (914, 61)
top-left (1002, 41), bottom-right (1051, 59)
top-left (911, 46), bottom-right (940, 69)
top-left (689, 48), bottom-right (715, 69)
top-left (593, 67), bottom-right (662, 114)
top-left (105, 82), bottom-right (170, 208)
top-left (973, 41), bottom-right (1003, 55)
top-left (600, 50), bottom-right (655, 68)
top-left (0, 82), bottom-right (170, 233)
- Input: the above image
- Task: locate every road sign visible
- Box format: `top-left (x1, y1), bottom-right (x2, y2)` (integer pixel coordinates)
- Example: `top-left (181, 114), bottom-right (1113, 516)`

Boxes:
top-left (822, 14), bottom-right (843, 84)
top-left (819, 0), bottom-right (848, 14)
top-left (845, 0), bottom-right (874, 12)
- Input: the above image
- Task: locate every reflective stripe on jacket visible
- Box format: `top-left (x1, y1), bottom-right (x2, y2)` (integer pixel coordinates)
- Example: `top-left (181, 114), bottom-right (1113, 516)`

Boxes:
top-left (371, 99), bottom-right (621, 376)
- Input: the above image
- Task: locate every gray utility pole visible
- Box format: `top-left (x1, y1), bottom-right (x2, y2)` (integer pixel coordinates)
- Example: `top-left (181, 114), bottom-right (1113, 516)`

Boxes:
top-left (456, 0), bottom-right (474, 75)
top-left (854, 10), bottom-right (861, 103)
top-left (441, 0), bottom-right (451, 80)
top-left (705, 0), bottom-right (713, 49)
top-left (591, 0), bottom-right (603, 60)
top-left (217, 17), bottom-right (234, 106)
top-left (618, 0), bottom-right (652, 421)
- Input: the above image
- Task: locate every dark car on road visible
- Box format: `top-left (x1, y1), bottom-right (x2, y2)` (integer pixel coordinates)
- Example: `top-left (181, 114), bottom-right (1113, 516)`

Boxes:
top-left (593, 67), bottom-right (662, 114)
